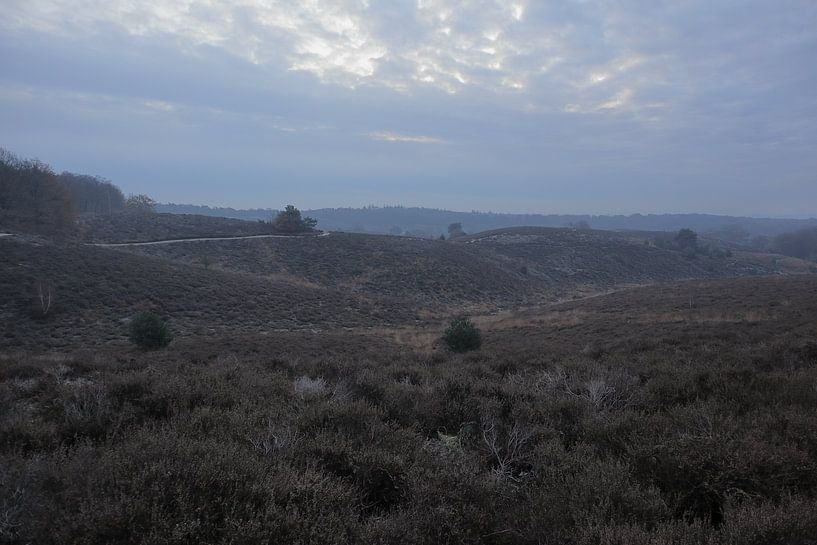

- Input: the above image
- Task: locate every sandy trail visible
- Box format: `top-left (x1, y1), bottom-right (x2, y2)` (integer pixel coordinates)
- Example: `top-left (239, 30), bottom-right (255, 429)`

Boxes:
top-left (92, 231), bottom-right (330, 247)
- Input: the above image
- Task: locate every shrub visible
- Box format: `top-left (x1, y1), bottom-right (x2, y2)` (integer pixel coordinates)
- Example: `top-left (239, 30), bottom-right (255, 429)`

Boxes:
top-left (30, 280), bottom-right (54, 320)
top-left (442, 316), bottom-right (482, 352)
top-left (270, 205), bottom-right (318, 233)
top-left (128, 311), bottom-right (171, 349)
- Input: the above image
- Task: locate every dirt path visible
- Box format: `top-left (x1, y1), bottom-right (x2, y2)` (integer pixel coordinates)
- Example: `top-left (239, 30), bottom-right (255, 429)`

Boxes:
top-left (92, 231), bottom-right (330, 247)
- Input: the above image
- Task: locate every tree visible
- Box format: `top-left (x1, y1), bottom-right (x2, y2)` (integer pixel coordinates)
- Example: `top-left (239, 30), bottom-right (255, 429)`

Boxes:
top-left (774, 227), bottom-right (817, 261)
top-left (129, 311), bottom-right (171, 349)
top-left (442, 316), bottom-right (482, 352)
top-left (124, 194), bottom-right (156, 214)
top-left (58, 172), bottom-right (125, 214)
top-left (447, 222), bottom-right (465, 238)
top-left (675, 228), bottom-right (698, 251)
top-left (0, 148), bottom-right (76, 237)
top-left (271, 205), bottom-right (318, 233)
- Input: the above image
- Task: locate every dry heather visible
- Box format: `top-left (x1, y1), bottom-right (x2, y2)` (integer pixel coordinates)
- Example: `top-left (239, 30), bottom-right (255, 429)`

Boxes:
top-left (0, 237), bottom-right (416, 349)
top-left (115, 226), bottom-right (809, 310)
top-left (77, 212), bottom-right (273, 243)
top-left (1, 276), bottom-right (816, 544)
top-left (2, 217), bottom-right (817, 543)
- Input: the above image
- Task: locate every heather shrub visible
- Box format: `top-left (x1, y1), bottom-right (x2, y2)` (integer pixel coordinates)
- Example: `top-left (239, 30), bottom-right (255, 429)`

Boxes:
top-left (128, 311), bottom-right (171, 349)
top-left (442, 316), bottom-right (482, 352)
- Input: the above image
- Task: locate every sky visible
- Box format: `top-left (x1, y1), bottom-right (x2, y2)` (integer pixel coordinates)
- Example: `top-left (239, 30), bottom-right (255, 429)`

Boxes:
top-left (1, 0), bottom-right (816, 216)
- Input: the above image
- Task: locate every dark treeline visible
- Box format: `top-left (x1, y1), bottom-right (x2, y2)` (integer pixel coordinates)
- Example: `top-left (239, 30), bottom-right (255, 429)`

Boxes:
top-left (0, 148), bottom-right (76, 237)
top-left (0, 149), bottom-right (149, 238)
top-left (57, 172), bottom-right (125, 215)
top-left (774, 228), bottom-right (817, 261)
top-left (157, 203), bottom-right (280, 222)
top-left (157, 203), bottom-right (817, 240)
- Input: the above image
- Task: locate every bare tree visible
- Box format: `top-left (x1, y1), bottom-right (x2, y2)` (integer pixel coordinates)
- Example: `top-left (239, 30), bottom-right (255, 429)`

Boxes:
top-left (481, 418), bottom-right (535, 479)
top-left (124, 194), bottom-right (157, 214)
top-left (33, 280), bottom-right (53, 318)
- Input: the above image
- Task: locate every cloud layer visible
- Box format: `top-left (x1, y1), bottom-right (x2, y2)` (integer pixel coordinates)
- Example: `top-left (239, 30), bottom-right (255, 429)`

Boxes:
top-left (1, 0), bottom-right (816, 214)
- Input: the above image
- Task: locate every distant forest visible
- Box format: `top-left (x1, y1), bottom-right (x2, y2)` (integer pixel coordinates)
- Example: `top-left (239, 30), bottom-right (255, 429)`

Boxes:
top-left (0, 149), bottom-right (128, 237)
top-left (158, 203), bottom-right (817, 240)
top-left (2, 146), bottom-right (817, 261)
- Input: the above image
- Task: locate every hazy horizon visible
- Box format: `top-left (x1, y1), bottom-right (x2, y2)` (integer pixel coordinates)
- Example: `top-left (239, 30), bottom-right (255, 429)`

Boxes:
top-left (2, 1), bottom-right (816, 216)
top-left (158, 200), bottom-right (817, 221)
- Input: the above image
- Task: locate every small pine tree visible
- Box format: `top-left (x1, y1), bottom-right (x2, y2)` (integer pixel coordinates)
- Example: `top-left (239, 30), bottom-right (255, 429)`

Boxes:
top-left (129, 311), bottom-right (171, 349)
top-left (271, 205), bottom-right (318, 233)
top-left (442, 316), bottom-right (482, 352)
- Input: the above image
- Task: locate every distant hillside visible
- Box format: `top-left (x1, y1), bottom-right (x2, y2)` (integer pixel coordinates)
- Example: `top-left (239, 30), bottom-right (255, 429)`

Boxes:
top-left (0, 235), bottom-right (415, 348)
top-left (78, 212), bottom-right (271, 243)
top-left (113, 226), bottom-right (812, 310)
top-left (157, 203), bottom-right (817, 239)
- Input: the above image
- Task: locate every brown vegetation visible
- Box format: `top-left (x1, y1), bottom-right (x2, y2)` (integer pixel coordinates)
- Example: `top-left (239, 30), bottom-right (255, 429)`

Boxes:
top-left (0, 236), bottom-right (416, 349)
top-left (2, 180), bottom-right (817, 543)
top-left (120, 226), bottom-right (811, 311)
top-left (1, 275), bottom-right (816, 543)
top-left (78, 212), bottom-right (273, 243)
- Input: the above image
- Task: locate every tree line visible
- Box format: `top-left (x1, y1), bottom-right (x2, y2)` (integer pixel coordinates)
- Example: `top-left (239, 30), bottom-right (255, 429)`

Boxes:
top-left (0, 148), bottom-right (158, 237)
top-left (0, 148), bottom-right (76, 237)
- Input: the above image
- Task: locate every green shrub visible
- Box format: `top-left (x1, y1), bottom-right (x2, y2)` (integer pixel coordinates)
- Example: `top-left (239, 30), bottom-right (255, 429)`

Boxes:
top-left (442, 316), bottom-right (482, 352)
top-left (128, 311), bottom-right (171, 349)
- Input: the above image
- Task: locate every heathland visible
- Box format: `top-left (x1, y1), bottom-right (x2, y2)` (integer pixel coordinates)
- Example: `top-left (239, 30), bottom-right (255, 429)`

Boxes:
top-left (2, 150), bottom-right (817, 544)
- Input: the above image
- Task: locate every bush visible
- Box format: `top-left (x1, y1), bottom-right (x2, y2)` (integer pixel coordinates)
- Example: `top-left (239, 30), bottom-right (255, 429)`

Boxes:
top-left (128, 312), bottom-right (171, 349)
top-left (442, 316), bottom-right (482, 352)
top-left (270, 205), bottom-right (318, 233)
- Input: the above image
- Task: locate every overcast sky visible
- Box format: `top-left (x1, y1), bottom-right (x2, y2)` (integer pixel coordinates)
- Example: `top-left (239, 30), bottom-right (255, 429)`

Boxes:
top-left (1, 1), bottom-right (816, 215)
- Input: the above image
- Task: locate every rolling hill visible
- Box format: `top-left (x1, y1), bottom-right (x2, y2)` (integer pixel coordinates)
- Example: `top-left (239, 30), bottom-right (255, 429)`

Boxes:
top-left (0, 235), bottom-right (416, 349)
top-left (114, 223), bottom-right (813, 309)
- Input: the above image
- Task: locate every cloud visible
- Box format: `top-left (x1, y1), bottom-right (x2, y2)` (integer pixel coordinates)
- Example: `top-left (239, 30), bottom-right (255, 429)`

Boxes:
top-left (0, 1), bottom-right (637, 105)
top-left (368, 131), bottom-right (444, 144)
top-left (1, 1), bottom-right (816, 214)
top-left (144, 100), bottom-right (175, 112)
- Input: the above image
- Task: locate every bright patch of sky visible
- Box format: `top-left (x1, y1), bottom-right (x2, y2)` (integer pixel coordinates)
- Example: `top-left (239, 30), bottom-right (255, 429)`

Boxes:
top-left (1, 0), bottom-right (816, 215)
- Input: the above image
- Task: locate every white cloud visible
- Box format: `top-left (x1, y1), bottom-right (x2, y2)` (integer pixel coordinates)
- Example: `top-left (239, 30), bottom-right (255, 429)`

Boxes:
top-left (368, 131), bottom-right (444, 144)
top-left (3, 1), bottom-right (815, 134)
top-left (144, 100), bottom-right (175, 112)
top-left (0, 0), bottom-right (583, 101)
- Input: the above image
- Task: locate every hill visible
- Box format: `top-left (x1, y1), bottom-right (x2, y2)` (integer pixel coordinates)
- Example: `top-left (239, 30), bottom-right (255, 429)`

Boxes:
top-left (115, 225), bottom-right (813, 309)
top-left (0, 235), bottom-right (415, 349)
top-left (157, 203), bottom-right (817, 238)
top-left (4, 185), bottom-right (817, 543)
top-left (77, 212), bottom-right (273, 243)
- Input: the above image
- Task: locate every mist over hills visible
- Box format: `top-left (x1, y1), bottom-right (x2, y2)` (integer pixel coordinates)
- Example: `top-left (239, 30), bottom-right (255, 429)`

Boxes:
top-left (157, 203), bottom-right (817, 239)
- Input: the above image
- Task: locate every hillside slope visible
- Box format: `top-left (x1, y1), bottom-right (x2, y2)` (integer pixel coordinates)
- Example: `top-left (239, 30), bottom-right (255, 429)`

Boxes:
top-left (0, 236), bottom-right (415, 349)
top-left (481, 273), bottom-right (817, 359)
top-left (118, 227), bottom-right (811, 308)
top-left (78, 213), bottom-right (273, 243)
top-left (461, 227), bottom-right (810, 291)
top-left (3, 269), bottom-right (817, 544)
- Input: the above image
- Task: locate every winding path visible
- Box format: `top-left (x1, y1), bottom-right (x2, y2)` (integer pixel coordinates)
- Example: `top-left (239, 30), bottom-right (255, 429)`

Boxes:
top-left (92, 231), bottom-right (331, 247)
top-left (0, 231), bottom-right (330, 246)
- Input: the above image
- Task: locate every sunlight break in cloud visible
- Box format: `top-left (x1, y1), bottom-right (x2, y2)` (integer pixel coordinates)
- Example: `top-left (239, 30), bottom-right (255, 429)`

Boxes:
top-left (1, 1), bottom-right (566, 98)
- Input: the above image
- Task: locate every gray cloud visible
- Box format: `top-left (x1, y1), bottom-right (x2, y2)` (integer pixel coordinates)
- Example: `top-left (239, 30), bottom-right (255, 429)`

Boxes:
top-left (1, 0), bottom-right (815, 214)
